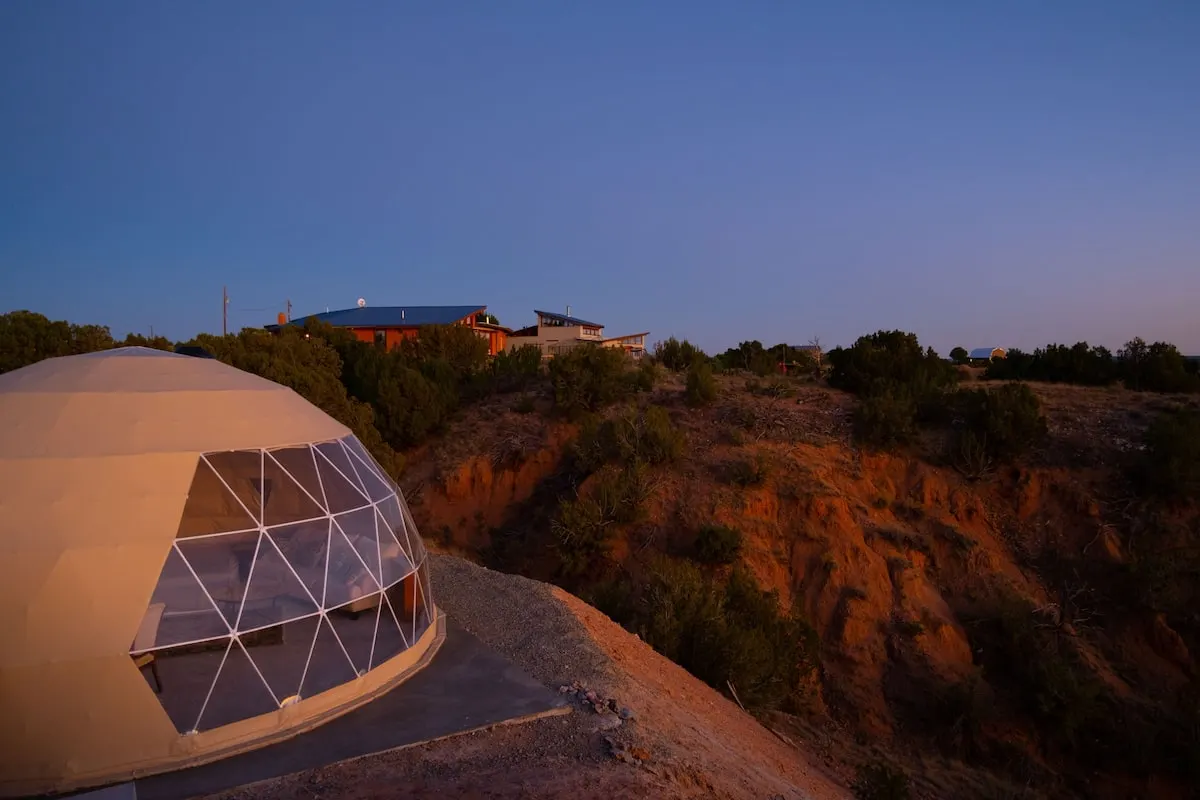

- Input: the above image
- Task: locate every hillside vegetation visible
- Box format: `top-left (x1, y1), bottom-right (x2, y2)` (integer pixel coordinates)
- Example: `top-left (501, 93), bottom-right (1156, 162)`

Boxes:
top-left (4, 311), bottom-right (1200, 799)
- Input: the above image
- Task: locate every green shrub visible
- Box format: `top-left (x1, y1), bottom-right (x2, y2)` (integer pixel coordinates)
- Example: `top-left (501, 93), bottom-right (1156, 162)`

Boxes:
top-left (986, 342), bottom-right (1118, 386)
top-left (549, 345), bottom-right (632, 417)
top-left (827, 330), bottom-right (957, 399)
top-left (610, 559), bottom-right (817, 710)
top-left (552, 492), bottom-right (616, 577)
top-left (854, 388), bottom-right (918, 448)
top-left (575, 405), bottom-right (683, 472)
top-left (653, 337), bottom-right (707, 371)
top-left (694, 524), bottom-right (744, 564)
top-left (952, 383), bottom-right (1046, 462)
top-left (966, 593), bottom-right (1103, 751)
top-left (728, 453), bottom-right (769, 487)
top-left (491, 345), bottom-right (543, 391)
top-left (745, 377), bottom-right (797, 399)
top-left (398, 323), bottom-right (490, 376)
top-left (1119, 338), bottom-right (1200, 393)
top-left (632, 358), bottom-right (659, 392)
top-left (1138, 408), bottom-right (1200, 501)
top-left (685, 360), bottom-right (718, 406)
top-left (852, 763), bottom-right (911, 800)
top-left (717, 340), bottom-right (779, 376)
top-left (949, 427), bottom-right (993, 480)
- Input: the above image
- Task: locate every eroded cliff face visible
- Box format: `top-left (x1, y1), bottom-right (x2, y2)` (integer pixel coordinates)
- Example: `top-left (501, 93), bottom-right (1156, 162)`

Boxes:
top-left (402, 386), bottom-right (1198, 796)
top-left (405, 421), bottom-right (576, 552)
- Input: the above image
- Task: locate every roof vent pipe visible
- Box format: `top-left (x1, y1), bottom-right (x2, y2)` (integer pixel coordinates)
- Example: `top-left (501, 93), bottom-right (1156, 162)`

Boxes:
top-left (402, 309), bottom-right (405, 321)
top-left (566, 305), bottom-right (571, 318)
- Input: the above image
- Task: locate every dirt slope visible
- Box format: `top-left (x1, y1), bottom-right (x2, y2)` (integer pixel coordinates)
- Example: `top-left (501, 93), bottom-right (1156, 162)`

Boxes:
top-left (212, 555), bottom-right (849, 800)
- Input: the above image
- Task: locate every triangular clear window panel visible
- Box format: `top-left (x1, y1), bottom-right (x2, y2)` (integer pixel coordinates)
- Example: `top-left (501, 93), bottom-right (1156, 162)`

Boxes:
top-left (397, 492), bottom-right (427, 562)
top-left (300, 616), bottom-right (358, 699)
top-left (176, 458), bottom-right (258, 538)
top-left (328, 602), bottom-right (379, 676)
top-left (376, 495), bottom-right (415, 562)
top-left (371, 592), bottom-right (409, 668)
top-left (248, 615), bottom-right (320, 704)
top-left (176, 531), bottom-right (262, 629)
top-left (262, 451), bottom-right (325, 527)
top-left (141, 546), bottom-right (229, 649)
top-left (333, 507), bottom-right (382, 585)
top-left (375, 507), bottom-right (415, 589)
top-left (267, 446), bottom-right (327, 514)
top-left (196, 639), bottom-right (279, 731)
top-left (316, 440), bottom-right (367, 494)
top-left (238, 534), bottom-right (320, 632)
top-left (415, 561), bottom-right (434, 634)
top-left (146, 636), bottom-right (228, 733)
top-left (204, 451), bottom-right (265, 525)
top-left (341, 439), bottom-right (395, 503)
top-left (269, 519), bottom-right (330, 608)
top-left (324, 528), bottom-right (380, 609)
top-left (314, 447), bottom-right (368, 514)
top-left (343, 437), bottom-right (392, 483)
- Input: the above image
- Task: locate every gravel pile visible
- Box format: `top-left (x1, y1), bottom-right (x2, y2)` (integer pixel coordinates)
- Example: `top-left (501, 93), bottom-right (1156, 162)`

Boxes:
top-left (429, 554), bottom-right (616, 692)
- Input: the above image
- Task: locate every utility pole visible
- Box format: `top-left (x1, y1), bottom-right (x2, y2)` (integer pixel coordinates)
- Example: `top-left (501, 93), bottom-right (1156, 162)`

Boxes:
top-left (222, 286), bottom-right (229, 336)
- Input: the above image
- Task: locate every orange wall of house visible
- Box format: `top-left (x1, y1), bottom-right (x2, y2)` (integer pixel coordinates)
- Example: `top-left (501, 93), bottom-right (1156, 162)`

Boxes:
top-left (340, 322), bottom-right (504, 356)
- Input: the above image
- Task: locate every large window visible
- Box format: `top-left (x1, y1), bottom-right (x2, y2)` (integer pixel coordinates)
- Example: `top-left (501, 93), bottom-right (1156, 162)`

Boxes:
top-left (130, 435), bottom-right (433, 734)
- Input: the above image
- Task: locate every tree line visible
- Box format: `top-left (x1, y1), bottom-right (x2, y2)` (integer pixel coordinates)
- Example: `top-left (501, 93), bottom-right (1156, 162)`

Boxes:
top-left (0, 310), bottom-right (543, 477)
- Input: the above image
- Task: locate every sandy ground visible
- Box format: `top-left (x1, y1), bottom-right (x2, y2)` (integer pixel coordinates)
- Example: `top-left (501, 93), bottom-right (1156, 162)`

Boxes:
top-left (208, 555), bottom-right (850, 800)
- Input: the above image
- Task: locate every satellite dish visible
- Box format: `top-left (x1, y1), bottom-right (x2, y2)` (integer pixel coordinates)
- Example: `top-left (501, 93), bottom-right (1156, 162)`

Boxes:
top-left (357, 297), bottom-right (366, 308)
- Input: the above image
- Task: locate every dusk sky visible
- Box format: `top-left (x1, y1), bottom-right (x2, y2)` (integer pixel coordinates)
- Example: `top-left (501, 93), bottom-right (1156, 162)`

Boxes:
top-left (2, 2), bottom-right (1197, 354)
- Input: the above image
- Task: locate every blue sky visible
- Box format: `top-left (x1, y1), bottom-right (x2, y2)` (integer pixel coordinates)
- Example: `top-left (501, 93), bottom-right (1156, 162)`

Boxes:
top-left (2, 1), bottom-right (1197, 354)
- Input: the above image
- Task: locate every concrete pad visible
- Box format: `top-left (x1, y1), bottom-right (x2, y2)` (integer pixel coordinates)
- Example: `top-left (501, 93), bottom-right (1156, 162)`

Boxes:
top-left (132, 617), bottom-right (570, 800)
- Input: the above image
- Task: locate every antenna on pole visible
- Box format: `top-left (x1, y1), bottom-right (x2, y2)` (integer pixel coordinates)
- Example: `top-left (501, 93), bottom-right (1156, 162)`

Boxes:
top-left (286, 298), bottom-right (292, 322)
top-left (222, 286), bottom-right (229, 336)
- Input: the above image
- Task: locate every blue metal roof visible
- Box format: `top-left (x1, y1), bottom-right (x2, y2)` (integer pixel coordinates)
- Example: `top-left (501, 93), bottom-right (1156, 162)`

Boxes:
top-left (969, 347), bottom-right (1005, 359)
top-left (272, 305), bottom-right (486, 330)
top-left (534, 309), bottom-right (604, 328)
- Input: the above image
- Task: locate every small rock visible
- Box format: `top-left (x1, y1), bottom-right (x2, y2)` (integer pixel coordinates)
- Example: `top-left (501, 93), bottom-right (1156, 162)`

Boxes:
top-left (585, 690), bottom-right (598, 703)
top-left (558, 685), bottom-right (571, 693)
top-left (619, 706), bottom-right (636, 720)
top-left (606, 698), bottom-right (619, 712)
top-left (596, 714), bottom-right (622, 731)
top-left (629, 746), bottom-right (651, 762)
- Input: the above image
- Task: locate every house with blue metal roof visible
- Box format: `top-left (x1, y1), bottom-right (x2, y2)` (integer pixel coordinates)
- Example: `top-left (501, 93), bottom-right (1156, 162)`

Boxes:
top-left (265, 303), bottom-right (510, 355)
top-left (969, 347), bottom-right (1007, 362)
top-left (507, 308), bottom-right (649, 358)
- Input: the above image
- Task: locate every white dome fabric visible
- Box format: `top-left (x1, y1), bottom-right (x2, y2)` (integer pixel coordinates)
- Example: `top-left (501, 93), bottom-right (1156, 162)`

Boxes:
top-left (0, 349), bottom-right (441, 797)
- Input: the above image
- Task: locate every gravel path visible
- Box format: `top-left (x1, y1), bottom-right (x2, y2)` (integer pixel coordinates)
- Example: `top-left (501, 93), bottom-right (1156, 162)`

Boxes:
top-left (428, 554), bottom-right (615, 691)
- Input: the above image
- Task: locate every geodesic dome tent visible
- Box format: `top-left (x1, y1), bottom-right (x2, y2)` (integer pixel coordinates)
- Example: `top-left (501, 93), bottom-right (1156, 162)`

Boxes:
top-left (0, 348), bottom-right (441, 797)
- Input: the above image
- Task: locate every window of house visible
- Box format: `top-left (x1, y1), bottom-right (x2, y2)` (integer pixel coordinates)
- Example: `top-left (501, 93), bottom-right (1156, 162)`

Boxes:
top-left (373, 330), bottom-right (386, 348)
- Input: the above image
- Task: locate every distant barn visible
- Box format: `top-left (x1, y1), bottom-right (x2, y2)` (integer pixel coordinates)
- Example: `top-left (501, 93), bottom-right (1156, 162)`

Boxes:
top-left (969, 347), bottom-right (1007, 362)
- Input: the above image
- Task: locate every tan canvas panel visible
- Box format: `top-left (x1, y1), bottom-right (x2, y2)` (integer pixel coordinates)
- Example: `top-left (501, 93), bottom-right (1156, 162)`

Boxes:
top-left (18, 542), bottom-right (173, 667)
top-left (0, 453), bottom-right (195, 550)
top-left (0, 390), bottom-right (348, 458)
top-left (0, 347), bottom-right (285, 395)
top-left (0, 548), bottom-right (63, 666)
top-left (0, 654), bottom-right (179, 795)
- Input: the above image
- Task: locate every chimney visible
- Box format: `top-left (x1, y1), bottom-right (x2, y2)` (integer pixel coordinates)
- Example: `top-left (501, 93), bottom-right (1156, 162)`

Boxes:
top-left (401, 309), bottom-right (405, 321)
top-left (566, 305), bottom-right (571, 318)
